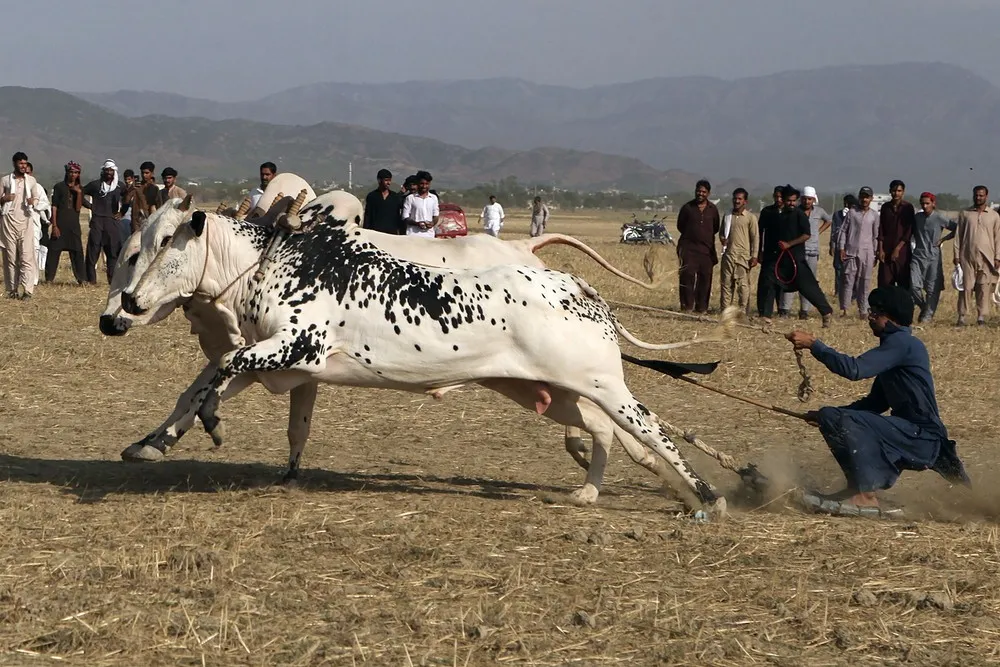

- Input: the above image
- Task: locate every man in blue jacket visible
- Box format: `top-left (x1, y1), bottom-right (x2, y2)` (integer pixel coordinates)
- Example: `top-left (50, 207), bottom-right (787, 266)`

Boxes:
top-left (786, 285), bottom-right (970, 516)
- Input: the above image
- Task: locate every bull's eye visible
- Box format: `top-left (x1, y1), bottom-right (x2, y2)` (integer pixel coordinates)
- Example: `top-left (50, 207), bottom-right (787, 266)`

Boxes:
top-left (127, 253), bottom-right (139, 267)
top-left (160, 235), bottom-right (172, 248)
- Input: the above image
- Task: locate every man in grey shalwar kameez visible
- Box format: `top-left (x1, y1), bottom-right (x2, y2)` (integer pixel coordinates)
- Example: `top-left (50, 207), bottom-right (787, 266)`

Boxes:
top-left (910, 192), bottom-right (956, 324)
top-left (836, 187), bottom-right (879, 317)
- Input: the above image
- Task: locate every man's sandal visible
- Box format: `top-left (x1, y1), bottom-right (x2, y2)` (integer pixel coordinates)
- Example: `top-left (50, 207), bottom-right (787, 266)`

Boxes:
top-left (798, 491), bottom-right (905, 519)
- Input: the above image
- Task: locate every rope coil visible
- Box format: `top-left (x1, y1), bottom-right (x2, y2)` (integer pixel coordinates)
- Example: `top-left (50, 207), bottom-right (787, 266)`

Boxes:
top-left (775, 246), bottom-right (797, 286)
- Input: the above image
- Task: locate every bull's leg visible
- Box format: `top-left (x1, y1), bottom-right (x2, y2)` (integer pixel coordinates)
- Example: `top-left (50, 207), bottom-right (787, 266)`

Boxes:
top-left (583, 380), bottom-right (726, 516)
top-left (196, 334), bottom-right (327, 434)
top-left (122, 367), bottom-right (257, 462)
top-left (480, 380), bottom-right (664, 505)
top-left (564, 426), bottom-right (589, 470)
top-left (283, 382), bottom-right (319, 486)
top-left (121, 364), bottom-right (219, 462)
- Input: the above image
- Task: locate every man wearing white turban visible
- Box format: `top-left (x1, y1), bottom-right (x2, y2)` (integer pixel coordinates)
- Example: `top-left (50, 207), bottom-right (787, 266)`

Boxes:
top-left (81, 159), bottom-right (126, 284)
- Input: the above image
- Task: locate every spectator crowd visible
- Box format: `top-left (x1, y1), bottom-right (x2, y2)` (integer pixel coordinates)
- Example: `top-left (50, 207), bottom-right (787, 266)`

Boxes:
top-left (675, 179), bottom-right (999, 327)
top-left (0, 154), bottom-right (548, 304)
top-left (0, 152), bottom-right (190, 300)
top-left (20, 149), bottom-right (989, 332)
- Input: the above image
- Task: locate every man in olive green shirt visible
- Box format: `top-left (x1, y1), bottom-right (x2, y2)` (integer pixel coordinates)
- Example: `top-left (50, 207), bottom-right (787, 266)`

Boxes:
top-left (719, 188), bottom-right (759, 312)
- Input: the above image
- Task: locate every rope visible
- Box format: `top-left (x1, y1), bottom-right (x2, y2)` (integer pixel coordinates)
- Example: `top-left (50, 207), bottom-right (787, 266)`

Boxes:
top-left (794, 349), bottom-right (814, 402)
top-left (655, 418), bottom-right (738, 471)
top-left (775, 246), bottom-right (797, 286)
top-left (604, 299), bottom-right (761, 331)
top-left (607, 298), bottom-right (815, 403)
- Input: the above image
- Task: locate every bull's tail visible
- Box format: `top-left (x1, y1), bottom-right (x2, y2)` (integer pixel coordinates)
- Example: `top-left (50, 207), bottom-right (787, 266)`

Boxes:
top-left (613, 305), bottom-right (740, 350)
top-left (525, 233), bottom-right (667, 290)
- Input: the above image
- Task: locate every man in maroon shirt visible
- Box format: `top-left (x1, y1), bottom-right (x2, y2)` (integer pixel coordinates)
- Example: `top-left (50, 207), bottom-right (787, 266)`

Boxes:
top-left (676, 179), bottom-right (721, 313)
top-left (877, 179), bottom-right (915, 289)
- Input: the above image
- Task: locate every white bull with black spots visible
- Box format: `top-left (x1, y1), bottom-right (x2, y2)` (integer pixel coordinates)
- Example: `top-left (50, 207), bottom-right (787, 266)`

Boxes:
top-left (102, 192), bottom-right (713, 506)
top-left (120, 208), bottom-right (729, 515)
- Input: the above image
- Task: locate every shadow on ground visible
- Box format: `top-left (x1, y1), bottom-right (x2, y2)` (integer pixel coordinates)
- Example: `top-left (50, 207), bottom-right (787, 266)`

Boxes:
top-left (0, 453), bottom-right (577, 504)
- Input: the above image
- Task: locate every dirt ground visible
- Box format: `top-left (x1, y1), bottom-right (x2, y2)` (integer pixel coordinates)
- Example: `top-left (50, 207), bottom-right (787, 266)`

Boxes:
top-left (2, 209), bottom-right (1000, 666)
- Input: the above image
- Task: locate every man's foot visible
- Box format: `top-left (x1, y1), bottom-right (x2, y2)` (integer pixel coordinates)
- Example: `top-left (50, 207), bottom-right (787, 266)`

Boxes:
top-left (822, 313), bottom-right (831, 328)
top-left (799, 490), bottom-right (903, 519)
top-left (812, 488), bottom-right (859, 502)
top-left (778, 310), bottom-right (790, 319)
top-left (798, 312), bottom-right (809, 320)
top-left (19, 292), bottom-right (31, 301)
top-left (5, 291), bottom-right (15, 299)
top-left (977, 318), bottom-right (986, 326)
top-left (957, 317), bottom-right (967, 327)
top-left (840, 309), bottom-right (848, 318)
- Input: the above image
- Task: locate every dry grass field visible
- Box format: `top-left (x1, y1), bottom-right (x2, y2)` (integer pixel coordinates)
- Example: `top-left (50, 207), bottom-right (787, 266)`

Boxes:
top-left (2, 208), bottom-right (1000, 665)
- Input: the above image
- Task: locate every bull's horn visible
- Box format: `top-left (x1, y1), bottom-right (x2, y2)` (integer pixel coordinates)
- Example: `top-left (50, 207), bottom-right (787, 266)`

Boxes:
top-left (270, 192), bottom-right (285, 209)
top-left (287, 189), bottom-right (308, 216)
top-left (179, 193), bottom-right (193, 211)
top-left (215, 201), bottom-right (228, 214)
top-left (235, 196), bottom-right (252, 218)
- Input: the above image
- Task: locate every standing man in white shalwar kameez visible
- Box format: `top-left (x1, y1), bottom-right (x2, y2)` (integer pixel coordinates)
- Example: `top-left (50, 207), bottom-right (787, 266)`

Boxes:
top-left (0, 152), bottom-right (39, 300)
top-left (24, 163), bottom-right (50, 287)
top-left (479, 195), bottom-right (505, 237)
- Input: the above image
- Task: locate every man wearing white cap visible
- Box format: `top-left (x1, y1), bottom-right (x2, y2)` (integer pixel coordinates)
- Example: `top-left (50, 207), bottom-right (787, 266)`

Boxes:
top-left (81, 159), bottom-right (127, 284)
top-left (779, 186), bottom-right (831, 319)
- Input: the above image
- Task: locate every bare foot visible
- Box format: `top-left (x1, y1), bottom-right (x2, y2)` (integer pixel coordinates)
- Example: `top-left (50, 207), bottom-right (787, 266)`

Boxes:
top-left (845, 491), bottom-right (879, 508)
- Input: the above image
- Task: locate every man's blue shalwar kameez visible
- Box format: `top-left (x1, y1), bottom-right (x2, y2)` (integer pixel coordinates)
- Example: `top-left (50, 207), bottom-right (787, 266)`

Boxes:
top-left (809, 322), bottom-right (970, 492)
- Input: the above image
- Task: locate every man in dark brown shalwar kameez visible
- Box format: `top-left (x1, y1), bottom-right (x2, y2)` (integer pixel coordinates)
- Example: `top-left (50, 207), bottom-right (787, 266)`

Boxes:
top-left (877, 179), bottom-right (915, 289)
top-left (676, 179), bottom-right (721, 313)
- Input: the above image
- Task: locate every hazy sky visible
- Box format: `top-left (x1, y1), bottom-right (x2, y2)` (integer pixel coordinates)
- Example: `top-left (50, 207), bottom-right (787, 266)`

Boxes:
top-left (4, 0), bottom-right (998, 100)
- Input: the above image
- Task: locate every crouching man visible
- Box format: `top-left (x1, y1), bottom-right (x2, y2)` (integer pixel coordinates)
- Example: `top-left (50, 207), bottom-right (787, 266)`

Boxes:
top-left (785, 285), bottom-right (970, 517)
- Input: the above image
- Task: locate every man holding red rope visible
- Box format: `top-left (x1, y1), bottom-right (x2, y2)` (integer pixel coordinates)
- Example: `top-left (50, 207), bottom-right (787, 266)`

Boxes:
top-left (755, 185), bottom-right (834, 327)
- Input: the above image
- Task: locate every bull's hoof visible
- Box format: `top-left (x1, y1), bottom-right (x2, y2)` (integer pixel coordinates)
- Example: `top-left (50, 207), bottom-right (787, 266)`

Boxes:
top-left (121, 443), bottom-right (166, 462)
top-left (280, 469), bottom-right (300, 489)
top-left (569, 485), bottom-right (599, 506)
top-left (207, 421), bottom-right (225, 448)
top-left (701, 496), bottom-right (728, 520)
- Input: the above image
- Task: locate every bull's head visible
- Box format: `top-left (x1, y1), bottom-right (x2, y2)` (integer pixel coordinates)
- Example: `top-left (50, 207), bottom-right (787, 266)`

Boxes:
top-left (99, 197), bottom-right (194, 335)
top-left (122, 210), bottom-right (210, 318)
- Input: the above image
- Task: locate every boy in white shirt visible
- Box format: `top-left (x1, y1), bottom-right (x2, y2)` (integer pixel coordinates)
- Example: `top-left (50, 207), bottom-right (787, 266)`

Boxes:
top-left (401, 170), bottom-right (439, 238)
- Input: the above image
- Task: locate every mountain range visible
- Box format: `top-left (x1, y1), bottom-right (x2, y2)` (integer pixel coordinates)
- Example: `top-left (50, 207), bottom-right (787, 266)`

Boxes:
top-left (73, 62), bottom-right (1000, 193)
top-left (0, 86), bottom-right (758, 193)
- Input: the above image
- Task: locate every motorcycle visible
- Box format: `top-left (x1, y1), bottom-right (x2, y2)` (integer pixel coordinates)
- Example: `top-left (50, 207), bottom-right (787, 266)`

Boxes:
top-left (620, 213), bottom-right (674, 245)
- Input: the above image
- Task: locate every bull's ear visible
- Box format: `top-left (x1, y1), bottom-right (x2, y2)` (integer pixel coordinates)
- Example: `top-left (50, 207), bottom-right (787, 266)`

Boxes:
top-left (190, 211), bottom-right (207, 237)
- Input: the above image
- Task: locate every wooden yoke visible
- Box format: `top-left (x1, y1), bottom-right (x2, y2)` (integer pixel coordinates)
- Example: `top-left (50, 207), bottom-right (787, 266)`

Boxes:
top-left (253, 189), bottom-right (309, 283)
